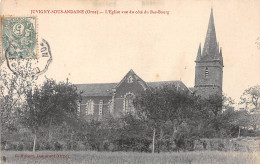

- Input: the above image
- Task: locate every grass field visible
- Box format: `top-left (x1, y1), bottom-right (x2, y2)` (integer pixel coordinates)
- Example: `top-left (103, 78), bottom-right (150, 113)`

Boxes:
top-left (1, 151), bottom-right (260, 164)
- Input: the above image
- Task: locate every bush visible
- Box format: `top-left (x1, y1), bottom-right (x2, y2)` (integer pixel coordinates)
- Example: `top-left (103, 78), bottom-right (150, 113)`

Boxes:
top-left (107, 143), bottom-right (116, 152)
top-left (65, 141), bottom-right (72, 150)
top-left (24, 142), bottom-right (33, 151)
top-left (83, 142), bottom-right (92, 151)
top-left (174, 137), bottom-right (185, 151)
top-left (218, 143), bottom-right (225, 151)
top-left (42, 142), bottom-right (53, 150)
top-left (17, 142), bottom-right (24, 151)
top-left (1, 140), bottom-right (7, 150)
top-left (3, 143), bottom-right (15, 150)
top-left (13, 143), bottom-right (18, 150)
top-left (72, 141), bottom-right (79, 151)
top-left (54, 142), bottom-right (63, 150)
top-left (78, 142), bottom-right (86, 151)
top-left (184, 138), bottom-right (195, 151)
top-left (67, 141), bottom-right (88, 151)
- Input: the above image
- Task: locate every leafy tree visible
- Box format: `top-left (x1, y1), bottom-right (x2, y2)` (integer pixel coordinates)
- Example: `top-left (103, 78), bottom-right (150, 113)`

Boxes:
top-left (229, 110), bottom-right (250, 137)
top-left (0, 60), bottom-right (37, 150)
top-left (21, 78), bottom-right (81, 152)
top-left (246, 113), bottom-right (260, 131)
top-left (116, 113), bottom-right (151, 152)
top-left (206, 94), bottom-right (223, 116)
top-left (240, 85), bottom-right (260, 112)
top-left (222, 94), bottom-right (235, 112)
top-left (84, 120), bottom-right (104, 151)
top-left (226, 110), bottom-right (260, 137)
top-left (134, 84), bottom-right (206, 152)
top-left (0, 61), bottom-right (36, 114)
top-left (201, 94), bottom-right (238, 138)
top-left (79, 114), bottom-right (123, 151)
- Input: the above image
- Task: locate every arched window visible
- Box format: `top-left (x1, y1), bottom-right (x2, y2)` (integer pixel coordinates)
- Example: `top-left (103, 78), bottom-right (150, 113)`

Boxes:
top-left (205, 67), bottom-right (209, 78)
top-left (127, 76), bottom-right (133, 83)
top-left (124, 93), bottom-right (135, 113)
top-left (86, 99), bottom-right (94, 115)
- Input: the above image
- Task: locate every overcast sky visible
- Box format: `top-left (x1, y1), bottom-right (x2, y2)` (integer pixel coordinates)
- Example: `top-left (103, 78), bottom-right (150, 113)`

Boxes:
top-left (1, 0), bottom-right (260, 104)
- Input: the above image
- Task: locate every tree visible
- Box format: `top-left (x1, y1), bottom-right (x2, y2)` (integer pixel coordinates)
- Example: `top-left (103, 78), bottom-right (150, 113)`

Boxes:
top-left (240, 85), bottom-right (260, 112)
top-left (21, 78), bottom-right (81, 152)
top-left (222, 94), bottom-right (235, 112)
top-left (229, 110), bottom-right (250, 137)
top-left (0, 61), bottom-right (36, 127)
top-left (117, 113), bottom-right (151, 152)
top-left (204, 94), bottom-right (236, 137)
top-left (228, 110), bottom-right (260, 137)
top-left (134, 84), bottom-right (205, 152)
top-left (0, 60), bottom-right (37, 151)
top-left (206, 94), bottom-right (223, 116)
top-left (248, 113), bottom-right (260, 131)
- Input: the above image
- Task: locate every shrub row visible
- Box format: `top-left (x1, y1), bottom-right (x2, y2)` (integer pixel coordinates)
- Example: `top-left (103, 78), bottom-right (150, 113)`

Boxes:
top-left (194, 138), bottom-right (260, 152)
top-left (2, 137), bottom-right (260, 152)
top-left (1, 141), bottom-right (91, 151)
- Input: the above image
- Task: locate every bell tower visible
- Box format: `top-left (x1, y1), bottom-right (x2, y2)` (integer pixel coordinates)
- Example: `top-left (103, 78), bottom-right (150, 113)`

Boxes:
top-left (194, 8), bottom-right (224, 98)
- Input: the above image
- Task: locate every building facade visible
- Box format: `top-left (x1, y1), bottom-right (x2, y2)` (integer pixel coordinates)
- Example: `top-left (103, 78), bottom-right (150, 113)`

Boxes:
top-left (75, 69), bottom-right (190, 120)
top-left (75, 9), bottom-right (224, 119)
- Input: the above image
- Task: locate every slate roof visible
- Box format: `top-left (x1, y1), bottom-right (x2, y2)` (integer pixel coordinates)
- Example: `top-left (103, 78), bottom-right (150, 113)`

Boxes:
top-left (75, 80), bottom-right (191, 97)
top-left (147, 81), bottom-right (190, 92)
top-left (75, 83), bottom-right (117, 96)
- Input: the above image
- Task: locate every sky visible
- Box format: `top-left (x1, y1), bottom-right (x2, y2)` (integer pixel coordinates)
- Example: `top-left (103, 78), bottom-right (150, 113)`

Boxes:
top-left (1, 0), bottom-right (260, 105)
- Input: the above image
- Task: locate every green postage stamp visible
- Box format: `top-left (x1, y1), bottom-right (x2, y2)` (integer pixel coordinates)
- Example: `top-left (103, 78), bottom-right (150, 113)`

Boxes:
top-left (1, 16), bottom-right (38, 60)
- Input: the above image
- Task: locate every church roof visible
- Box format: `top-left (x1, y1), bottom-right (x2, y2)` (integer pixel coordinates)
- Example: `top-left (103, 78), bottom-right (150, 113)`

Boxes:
top-left (75, 80), bottom-right (191, 97)
top-left (114, 69), bottom-right (150, 90)
top-left (147, 81), bottom-right (190, 92)
top-left (75, 83), bottom-right (117, 96)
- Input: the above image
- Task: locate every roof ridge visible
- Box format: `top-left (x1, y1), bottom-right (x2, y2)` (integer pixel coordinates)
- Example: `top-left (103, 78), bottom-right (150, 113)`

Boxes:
top-left (74, 82), bottom-right (117, 85)
top-left (147, 80), bottom-right (182, 83)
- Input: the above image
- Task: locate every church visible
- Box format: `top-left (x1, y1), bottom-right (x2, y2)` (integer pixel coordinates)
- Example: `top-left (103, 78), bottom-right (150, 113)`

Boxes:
top-left (75, 9), bottom-right (224, 119)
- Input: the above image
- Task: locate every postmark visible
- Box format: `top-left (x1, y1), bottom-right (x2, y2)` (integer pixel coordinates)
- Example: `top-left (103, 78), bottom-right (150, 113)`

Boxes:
top-left (1, 16), bottom-right (38, 60)
top-left (33, 38), bottom-right (53, 79)
top-left (4, 38), bottom-right (52, 80)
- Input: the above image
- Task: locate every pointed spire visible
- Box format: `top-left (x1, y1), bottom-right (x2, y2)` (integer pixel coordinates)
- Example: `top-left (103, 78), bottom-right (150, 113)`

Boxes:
top-left (219, 47), bottom-right (222, 58)
top-left (220, 47), bottom-right (224, 67)
top-left (196, 43), bottom-right (201, 61)
top-left (202, 8), bottom-right (218, 59)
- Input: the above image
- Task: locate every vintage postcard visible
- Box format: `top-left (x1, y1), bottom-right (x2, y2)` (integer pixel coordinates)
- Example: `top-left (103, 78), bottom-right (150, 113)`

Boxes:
top-left (0, 0), bottom-right (260, 164)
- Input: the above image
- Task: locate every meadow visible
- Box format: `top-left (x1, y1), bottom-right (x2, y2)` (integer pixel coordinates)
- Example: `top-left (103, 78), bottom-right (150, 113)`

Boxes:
top-left (1, 150), bottom-right (260, 164)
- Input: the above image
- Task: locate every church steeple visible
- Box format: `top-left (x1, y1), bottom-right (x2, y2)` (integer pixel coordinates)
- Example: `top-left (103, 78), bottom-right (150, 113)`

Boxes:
top-left (202, 8), bottom-right (218, 59)
top-left (194, 8), bottom-right (224, 99)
